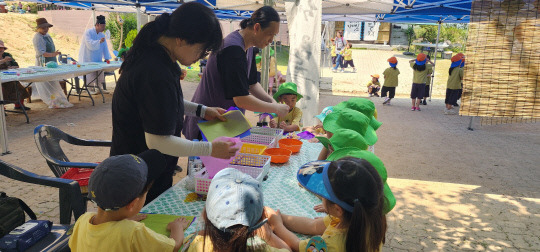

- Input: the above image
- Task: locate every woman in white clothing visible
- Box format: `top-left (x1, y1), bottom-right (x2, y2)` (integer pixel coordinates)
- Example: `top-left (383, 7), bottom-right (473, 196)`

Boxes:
top-left (32, 18), bottom-right (73, 108)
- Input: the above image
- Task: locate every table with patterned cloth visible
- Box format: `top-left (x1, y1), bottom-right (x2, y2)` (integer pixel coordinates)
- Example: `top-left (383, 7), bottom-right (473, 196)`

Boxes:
top-left (142, 140), bottom-right (326, 235)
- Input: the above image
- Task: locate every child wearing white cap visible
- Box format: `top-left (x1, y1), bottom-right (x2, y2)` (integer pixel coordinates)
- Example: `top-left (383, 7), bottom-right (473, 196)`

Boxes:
top-left (181, 168), bottom-right (290, 251)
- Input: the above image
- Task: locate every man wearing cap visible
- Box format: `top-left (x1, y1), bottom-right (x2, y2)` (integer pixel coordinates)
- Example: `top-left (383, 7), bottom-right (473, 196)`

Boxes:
top-left (78, 15), bottom-right (112, 94)
top-left (69, 150), bottom-right (189, 252)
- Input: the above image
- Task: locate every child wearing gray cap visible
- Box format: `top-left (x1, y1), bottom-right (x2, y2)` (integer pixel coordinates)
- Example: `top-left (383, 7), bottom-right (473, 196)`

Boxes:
top-left (69, 150), bottom-right (189, 252)
top-left (181, 168), bottom-right (290, 251)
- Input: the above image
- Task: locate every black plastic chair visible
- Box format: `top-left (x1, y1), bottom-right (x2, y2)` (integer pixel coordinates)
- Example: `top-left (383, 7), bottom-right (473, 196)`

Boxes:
top-left (34, 124), bottom-right (111, 223)
top-left (0, 159), bottom-right (85, 226)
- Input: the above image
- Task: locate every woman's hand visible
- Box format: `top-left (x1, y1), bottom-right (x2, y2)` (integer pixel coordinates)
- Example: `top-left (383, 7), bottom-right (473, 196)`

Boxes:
top-left (210, 139), bottom-right (239, 159)
top-left (2, 56), bottom-right (12, 63)
top-left (204, 107), bottom-right (226, 121)
top-left (274, 103), bottom-right (289, 117)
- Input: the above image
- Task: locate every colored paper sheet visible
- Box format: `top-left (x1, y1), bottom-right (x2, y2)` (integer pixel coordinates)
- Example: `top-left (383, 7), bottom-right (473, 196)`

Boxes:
top-left (140, 214), bottom-right (195, 236)
top-left (197, 110), bottom-right (252, 142)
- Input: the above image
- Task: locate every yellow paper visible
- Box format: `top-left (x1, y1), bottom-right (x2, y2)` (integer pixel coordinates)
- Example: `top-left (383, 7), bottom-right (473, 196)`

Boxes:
top-left (140, 214), bottom-right (195, 236)
top-left (197, 110), bottom-right (252, 142)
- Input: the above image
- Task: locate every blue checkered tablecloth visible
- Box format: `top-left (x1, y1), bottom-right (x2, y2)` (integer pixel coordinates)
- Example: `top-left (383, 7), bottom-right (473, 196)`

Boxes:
top-left (142, 141), bottom-right (325, 235)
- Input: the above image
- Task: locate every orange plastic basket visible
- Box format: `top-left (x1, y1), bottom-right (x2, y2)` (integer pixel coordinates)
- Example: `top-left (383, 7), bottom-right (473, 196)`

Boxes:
top-left (278, 139), bottom-right (303, 153)
top-left (264, 148), bottom-right (292, 164)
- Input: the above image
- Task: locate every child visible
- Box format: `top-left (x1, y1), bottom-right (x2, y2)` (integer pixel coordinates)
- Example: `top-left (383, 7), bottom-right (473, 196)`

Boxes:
top-left (382, 57), bottom-right (400, 105)
top-left (421, 55), bottom-right (433, 105)
top-left (69, 150), bottom-right (189, 252)
top-left (330, 39), bottom-right (337, 69)
top-left (181, 168), bottom-right (290, 251)
top-left (444, 54), bottom-right (465, 115)
top-left (409, 53), bottom-right (434, 111)
top-left (266, 157), bottom-right (387, 252)
top-left (302, 106), bottom-right (333, 138)
top-left (341, 43), bottom-right (356, 72)
top-left (270, 82), bottom-right (303, 132)
top-left (367, 74), bottom-right (381, 97)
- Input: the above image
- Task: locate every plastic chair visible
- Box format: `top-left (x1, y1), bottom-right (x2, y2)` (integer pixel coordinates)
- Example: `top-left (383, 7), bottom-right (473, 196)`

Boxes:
top-left (0, 159), bottom-right (85, 226)
top-left (33, 125), bottom-right (111, 223)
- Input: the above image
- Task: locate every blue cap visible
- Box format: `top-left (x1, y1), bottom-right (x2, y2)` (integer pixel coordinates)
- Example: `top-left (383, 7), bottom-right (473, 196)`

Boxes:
top-left (88, 149), bottom-right (166, 211)
top-left (389, 62), bottom-right (397, 68)
top-left (415, 59), bottom-right (426, 66)
top-left (314, 106), bottom-right (334, 123)
top-left (297, 161), bottom-right (354, 212)
top-left (206, 168), bottom-right (267, 232)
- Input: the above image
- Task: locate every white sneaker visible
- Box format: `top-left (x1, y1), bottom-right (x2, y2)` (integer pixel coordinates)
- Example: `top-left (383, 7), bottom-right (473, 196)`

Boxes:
top-left (383, 97), bottom-right (391, 105)
top-left (88, 88), bottom-right (98, 95)
top-left (100, 89), bottom-right (110, 94)
top-left (444, 109), bottom-right (457, 115)
top-left (332, 69), bottom-right (337, 73)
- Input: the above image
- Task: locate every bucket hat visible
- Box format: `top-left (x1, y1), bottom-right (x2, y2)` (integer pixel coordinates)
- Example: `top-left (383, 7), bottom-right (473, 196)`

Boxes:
top-left (273, 82), bottom-right (303, 102)
top-left (36, 18), bottom-right (53, 29)
top-left (323, 108), bottom-right (377, 146)
top-left (316, 128), bottom-right (368, 152)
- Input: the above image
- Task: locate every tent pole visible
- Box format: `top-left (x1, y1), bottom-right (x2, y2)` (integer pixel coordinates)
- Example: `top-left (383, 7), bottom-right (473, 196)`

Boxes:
top-left (260, 0), bottom-right (273, 93)
top-left (92, 8), bottom-right (96, 25)
top-left (136, 3), bottom-right (142, 32)
top-left (0, 77), bottom-right (10, 155)
top-left (430, 21), bottom-right (441, 102)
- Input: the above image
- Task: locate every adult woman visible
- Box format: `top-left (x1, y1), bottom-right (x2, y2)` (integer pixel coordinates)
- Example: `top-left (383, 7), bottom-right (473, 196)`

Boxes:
top-left (0, 40), bottom-right (30, 110)
top-left (32, 18), bottom-right (73, 108)
top-left (111, 2), bottom-right (238, 203)
top-left (183, 6), bottom-right (289, 140)
top-left (332, 30), bottom-right (347, 72)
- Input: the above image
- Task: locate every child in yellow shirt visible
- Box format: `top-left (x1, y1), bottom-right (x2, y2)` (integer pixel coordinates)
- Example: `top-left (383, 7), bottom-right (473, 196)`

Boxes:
top-left (330, 39), bottom-right (337, 69)
top-left (266, 157), bottom-right (388, 252)
top-left (270, 82), bottom-right (303, 132)
top-left (69, 150), bottom-right (189, 252)
top-left (367, 74), bottom-right (381, 97)
top-left (341, 43), bottom-right (356, 72)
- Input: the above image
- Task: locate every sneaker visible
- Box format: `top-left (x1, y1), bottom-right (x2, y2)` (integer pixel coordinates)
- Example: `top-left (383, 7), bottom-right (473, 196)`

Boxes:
top-left (369, 94), bottom-right (374, 97)
top-left (411, 106), bottom-right (416, 111)
top-left (353, 68), bottom-right (357, 72)
top-left (422, 100), bottom-right (427, 105)
top-left (444, 109), bottom-right (457, 115)
top-left (332, 69), bottom-right (337, 73)
top-left (100, 89), bottom-right (110, 94)
top-left (383, 97), bottom-right (391, 105)
top-left (416, 107), bottom-right (421, 111)
top-left (88, 88), bottom-right (98, 95)
top-left (374, 93), bottom-right (379, 97)
top-left (340, 69), bottom-right (344, 72)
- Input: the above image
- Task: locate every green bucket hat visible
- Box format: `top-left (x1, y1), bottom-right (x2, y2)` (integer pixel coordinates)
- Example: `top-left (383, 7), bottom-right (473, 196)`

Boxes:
top-left (273, 82), bottom-right (303, 102)
top-left (327, 147), bottom-right (396, 213)
top-left (118, 47), bottom-right (130, 58)
top-left (334, 98), bottom-right (382, 131)
top-left (315, 128), bottom-right (368, 152)
top-left (323, 108), bottom-right (378, 146)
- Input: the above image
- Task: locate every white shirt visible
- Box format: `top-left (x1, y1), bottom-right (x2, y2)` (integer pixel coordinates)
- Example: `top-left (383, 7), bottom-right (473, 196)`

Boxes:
top-left (78, 27), bottom-right (111, 63)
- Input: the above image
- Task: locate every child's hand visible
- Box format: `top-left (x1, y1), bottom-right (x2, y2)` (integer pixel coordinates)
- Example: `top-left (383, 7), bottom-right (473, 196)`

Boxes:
top-left (313, 204), bottom-right (327, 213)
top-left (264, 207), bottom-right (283, 229)
top-left (269, 119), bottom-right (277, 128)
top-left (128, 214), bottom-right (147, 222)
top-left (279, 121), bottom-right (287, 129)
top-left (256, 223), bottom-right (274, 242)
top-left (167, 217), bottom-right (190, 232)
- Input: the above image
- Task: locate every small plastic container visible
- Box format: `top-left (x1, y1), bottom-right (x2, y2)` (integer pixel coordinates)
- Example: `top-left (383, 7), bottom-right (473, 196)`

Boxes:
top-left (278, 138), bottom-right (303, 153)
top-left (241, 134), bottom-right (276, 148)
top-left (250, 127), bottom-right (284, 144)
top-left (263, 148), bottom-right (292, 164)
top-left (240, 143), bottom-right (267, 155)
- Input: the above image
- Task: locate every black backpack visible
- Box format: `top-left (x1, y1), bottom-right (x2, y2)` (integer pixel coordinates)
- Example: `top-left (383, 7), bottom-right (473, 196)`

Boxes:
top-left (0, 192), bottom-right (37, 238)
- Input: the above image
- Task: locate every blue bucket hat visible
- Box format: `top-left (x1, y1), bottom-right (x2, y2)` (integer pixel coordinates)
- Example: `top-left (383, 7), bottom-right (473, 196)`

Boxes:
top-left (206, 168), bottom-right (267, 232)
top-left (297, 160), bottom-right (355, 212)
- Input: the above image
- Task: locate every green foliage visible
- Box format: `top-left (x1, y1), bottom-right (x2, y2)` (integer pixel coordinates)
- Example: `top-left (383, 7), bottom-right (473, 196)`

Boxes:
top-left (414, 25), bottom-right (439, 43)
top-left (413, 24), bottom-right (468, 46)
top-left (404, 25), bottom-right (416, 52)
top-left (124, 30), bottom-right (137, 48)
top-left (105, 13), bottom-right (137, 50)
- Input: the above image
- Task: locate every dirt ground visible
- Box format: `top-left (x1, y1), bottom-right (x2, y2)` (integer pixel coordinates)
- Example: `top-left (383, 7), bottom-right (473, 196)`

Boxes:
top-left (1, 77), bottom-right (539, 251)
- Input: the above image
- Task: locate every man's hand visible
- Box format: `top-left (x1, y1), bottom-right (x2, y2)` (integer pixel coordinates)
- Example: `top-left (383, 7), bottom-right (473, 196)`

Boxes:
top-left (3, 56), bottom-right (12, 63)
top-left (100, 37), bottom-right (105, 43)
top-left (204, 107), bottom-right (226, 121)
top-left (279, 121), bottom-right (287, 129)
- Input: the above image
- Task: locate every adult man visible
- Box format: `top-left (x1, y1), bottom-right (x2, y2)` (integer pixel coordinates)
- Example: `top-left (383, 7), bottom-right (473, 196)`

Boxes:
top-left (78, 15), bottom-right (111, 94)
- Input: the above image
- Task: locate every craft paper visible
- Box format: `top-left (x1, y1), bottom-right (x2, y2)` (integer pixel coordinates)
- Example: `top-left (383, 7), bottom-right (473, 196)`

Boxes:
top-left (140, 214), bottom-right (195, 236)
top-left (197, 110), bottom-right (252, 142)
